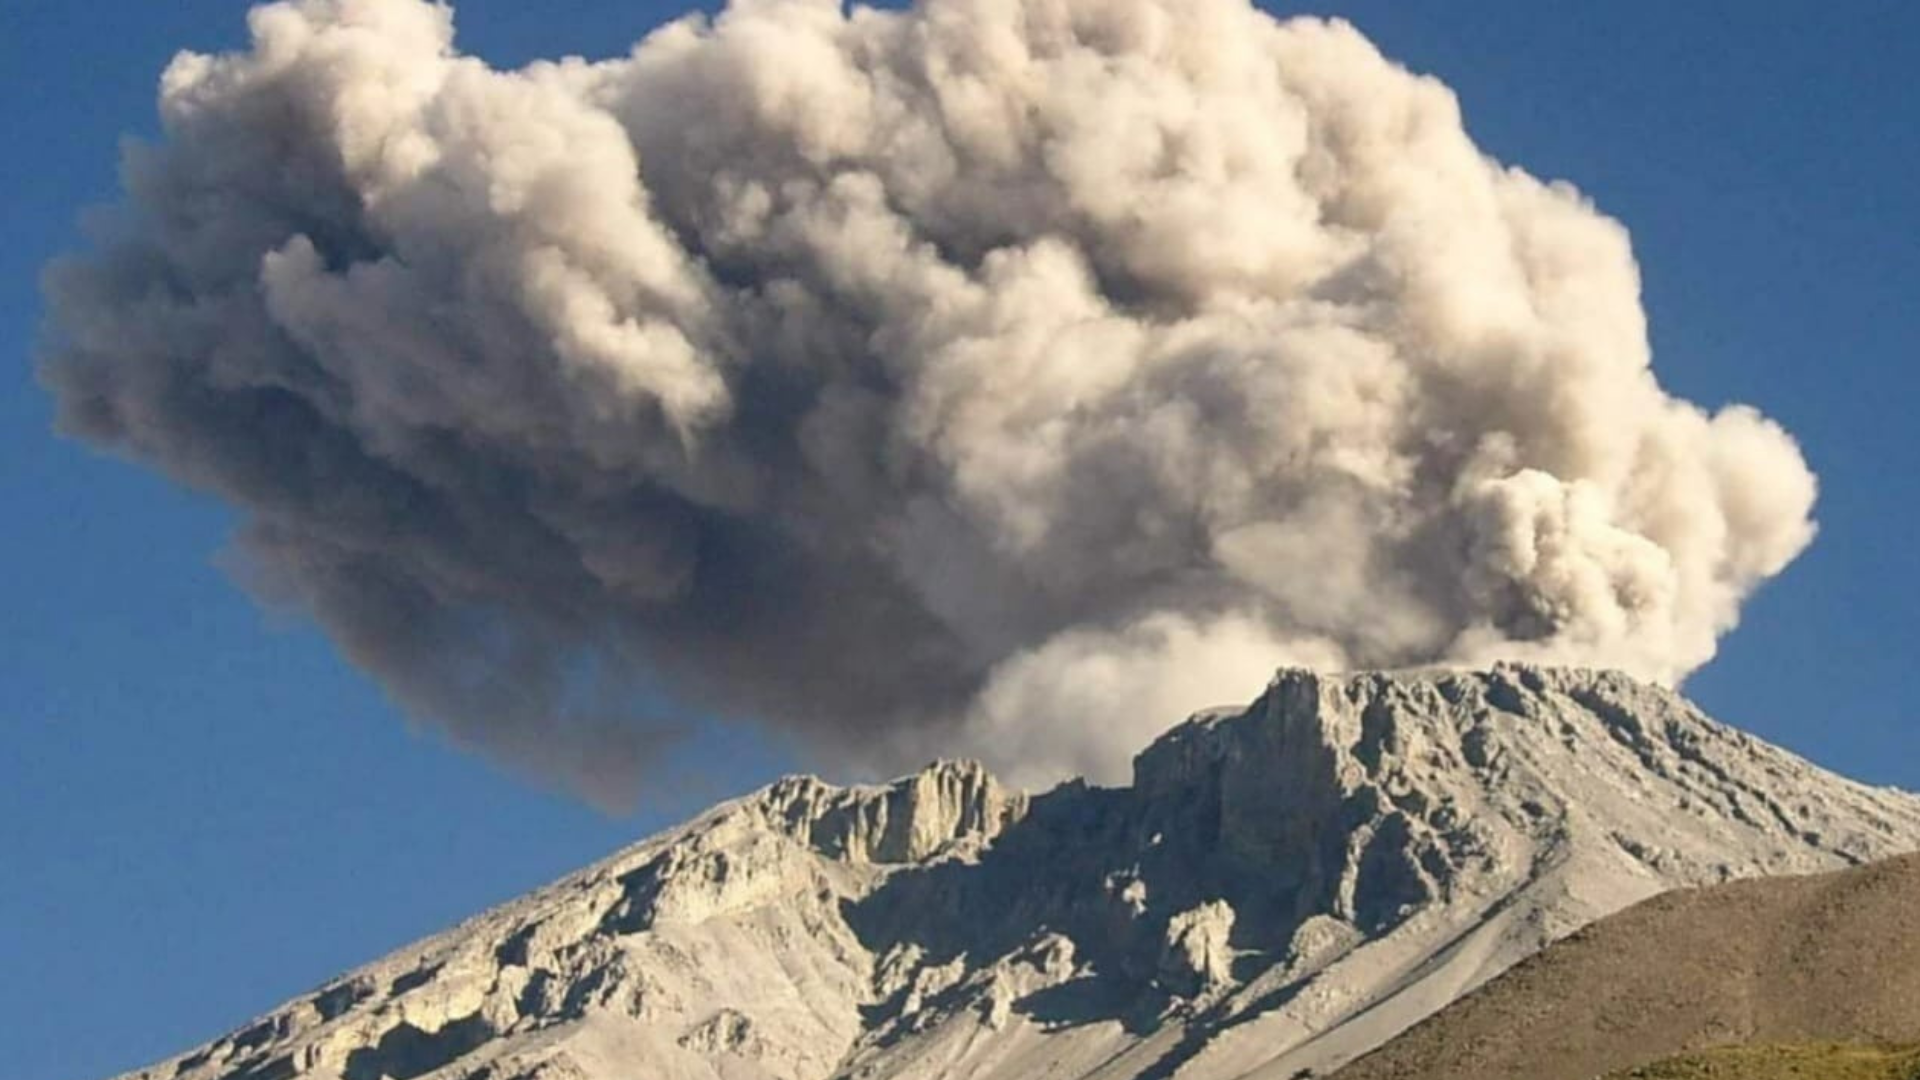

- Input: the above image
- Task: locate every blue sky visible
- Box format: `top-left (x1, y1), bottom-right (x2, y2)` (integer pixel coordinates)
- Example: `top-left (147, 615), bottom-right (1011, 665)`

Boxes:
top-left (4, 3), bottom-right (1917, 1079)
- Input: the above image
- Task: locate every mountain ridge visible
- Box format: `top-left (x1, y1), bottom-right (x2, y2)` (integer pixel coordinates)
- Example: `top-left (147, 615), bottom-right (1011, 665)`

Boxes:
top-left (113, 666), bottom-right (1920, 1080)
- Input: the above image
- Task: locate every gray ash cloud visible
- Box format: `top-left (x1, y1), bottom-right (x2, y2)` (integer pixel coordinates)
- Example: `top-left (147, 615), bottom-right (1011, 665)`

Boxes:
top-left (40, 0), bottom-right (1817, 797)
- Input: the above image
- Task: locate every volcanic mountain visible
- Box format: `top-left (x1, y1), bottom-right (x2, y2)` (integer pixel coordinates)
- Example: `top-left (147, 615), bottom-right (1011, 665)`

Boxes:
top-left (113, 666), bottom-right (1920, 1080)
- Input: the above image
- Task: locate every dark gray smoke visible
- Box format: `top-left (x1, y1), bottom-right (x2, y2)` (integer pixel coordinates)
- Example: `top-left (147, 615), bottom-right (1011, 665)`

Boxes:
top-left (41, 0), bottom-right (1817, 795)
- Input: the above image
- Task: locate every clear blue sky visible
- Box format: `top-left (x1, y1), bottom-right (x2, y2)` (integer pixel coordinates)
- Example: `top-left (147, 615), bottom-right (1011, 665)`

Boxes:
top-left (3, 3), bottom-right (1916, 1079)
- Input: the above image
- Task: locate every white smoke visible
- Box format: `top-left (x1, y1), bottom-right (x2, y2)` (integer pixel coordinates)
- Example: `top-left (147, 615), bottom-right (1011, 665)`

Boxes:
top-left (40, 0), bottom-right (1817, 797)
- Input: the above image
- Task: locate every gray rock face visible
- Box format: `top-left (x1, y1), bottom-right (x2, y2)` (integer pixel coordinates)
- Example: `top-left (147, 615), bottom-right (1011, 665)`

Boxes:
top-left (113, 667), bottom-right (1920, 1080)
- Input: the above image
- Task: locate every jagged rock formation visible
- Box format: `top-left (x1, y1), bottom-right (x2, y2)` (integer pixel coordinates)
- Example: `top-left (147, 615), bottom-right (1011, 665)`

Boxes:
top-left (111, 667), bottom-right (1920, 1080)
top-left (1334, 853), bottom-right (1920, 1080)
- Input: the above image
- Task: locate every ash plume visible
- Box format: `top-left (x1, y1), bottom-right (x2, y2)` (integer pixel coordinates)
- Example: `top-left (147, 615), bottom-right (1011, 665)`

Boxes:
top-left (40, 0), bottom-right (1817, 796)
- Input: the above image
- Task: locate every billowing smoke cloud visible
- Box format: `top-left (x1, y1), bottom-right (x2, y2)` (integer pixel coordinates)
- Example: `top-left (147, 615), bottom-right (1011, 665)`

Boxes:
top-left (41, 0), bottom-right (1817, 795)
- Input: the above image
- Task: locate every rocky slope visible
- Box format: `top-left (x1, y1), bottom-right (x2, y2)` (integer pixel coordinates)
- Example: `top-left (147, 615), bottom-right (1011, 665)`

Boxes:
top-left (111, 666), bottom-right (1920, 1080)
top-left (1334, 853), bottom-right (1920, 1080)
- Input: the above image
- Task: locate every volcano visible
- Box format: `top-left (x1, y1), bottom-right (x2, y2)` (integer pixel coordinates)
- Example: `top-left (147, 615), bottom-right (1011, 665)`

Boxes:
top-left (115, 666), bottom-right (1920, 1080)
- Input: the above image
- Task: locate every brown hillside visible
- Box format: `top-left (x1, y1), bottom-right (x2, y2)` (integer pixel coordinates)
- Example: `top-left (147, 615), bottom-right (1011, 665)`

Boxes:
top-left (1602, 1042), bottom-right (1920, 1080)
top-left (1333, 852), bottom-right (1920, 1080)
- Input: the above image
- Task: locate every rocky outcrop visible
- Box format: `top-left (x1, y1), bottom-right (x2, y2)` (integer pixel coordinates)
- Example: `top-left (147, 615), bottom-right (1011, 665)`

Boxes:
top-left (1159, 901), bottom-right (1238, 997)
top-left (767, 759), bottom-right (1028, 864)
top-left (110, 667), bottom-right (1920, 1080)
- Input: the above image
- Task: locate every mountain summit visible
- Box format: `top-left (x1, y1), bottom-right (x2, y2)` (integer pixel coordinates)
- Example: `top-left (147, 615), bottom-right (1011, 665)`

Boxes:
top-left (118, 667), bottom-right (1920, 1080)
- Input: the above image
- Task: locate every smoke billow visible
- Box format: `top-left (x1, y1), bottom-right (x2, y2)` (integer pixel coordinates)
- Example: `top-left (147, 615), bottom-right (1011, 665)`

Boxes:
top-left (41, 0), bottom-right (1817, 795)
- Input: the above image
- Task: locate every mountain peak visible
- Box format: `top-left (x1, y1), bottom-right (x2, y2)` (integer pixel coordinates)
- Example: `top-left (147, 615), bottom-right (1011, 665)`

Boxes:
top-left (116, 668), bottom-right (1920, 1080)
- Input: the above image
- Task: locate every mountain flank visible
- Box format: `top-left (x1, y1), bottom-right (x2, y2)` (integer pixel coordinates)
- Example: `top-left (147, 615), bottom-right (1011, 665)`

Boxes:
top-left (108, 666), bottom-right (1920, 1080)
top-left (1335, 853), bottom-right (1920, 1080)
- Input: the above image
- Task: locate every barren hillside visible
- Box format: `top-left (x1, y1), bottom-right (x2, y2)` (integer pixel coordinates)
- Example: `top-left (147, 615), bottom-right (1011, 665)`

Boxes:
top-left (1337, 853), bottom-right (1920, 1080)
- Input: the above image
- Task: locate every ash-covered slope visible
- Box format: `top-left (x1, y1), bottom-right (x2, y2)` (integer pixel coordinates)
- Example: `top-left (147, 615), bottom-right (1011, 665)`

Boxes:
top-left (117, 667), bottom-right (1920, 1080)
